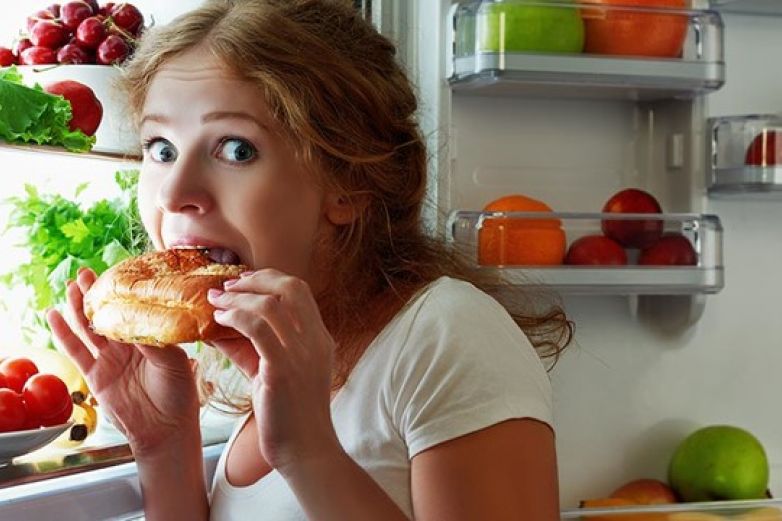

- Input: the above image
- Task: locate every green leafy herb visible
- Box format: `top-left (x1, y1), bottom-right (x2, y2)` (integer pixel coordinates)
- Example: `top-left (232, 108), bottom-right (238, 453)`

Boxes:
top-left (0, 66), bottom-right (95, 152)
top-left (2, 171), bottom-right (148, 338)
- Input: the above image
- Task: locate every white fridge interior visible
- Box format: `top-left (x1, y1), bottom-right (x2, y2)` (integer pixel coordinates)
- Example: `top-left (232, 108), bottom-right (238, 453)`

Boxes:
top-left (409, 0), bottom-right (782, 508)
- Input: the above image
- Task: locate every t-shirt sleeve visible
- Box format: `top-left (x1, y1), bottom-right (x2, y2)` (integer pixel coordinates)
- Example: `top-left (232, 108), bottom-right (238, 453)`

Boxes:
top-left (388, 280), bottom-right (554, 459)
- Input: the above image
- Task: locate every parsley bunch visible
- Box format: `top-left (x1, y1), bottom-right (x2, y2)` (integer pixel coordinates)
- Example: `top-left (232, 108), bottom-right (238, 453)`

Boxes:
top-left (2, 170), bottom-right (148, 338)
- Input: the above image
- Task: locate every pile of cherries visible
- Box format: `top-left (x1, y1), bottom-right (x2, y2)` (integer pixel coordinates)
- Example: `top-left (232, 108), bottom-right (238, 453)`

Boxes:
top-left (0, 2), bottom-right (144, 67)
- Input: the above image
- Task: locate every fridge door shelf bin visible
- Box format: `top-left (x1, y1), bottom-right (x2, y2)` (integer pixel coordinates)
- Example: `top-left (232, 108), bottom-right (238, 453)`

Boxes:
top-left (447, 211), bottom-right (724, 295)
top-left (561, 498), bottom-right (782, 519)
top-left (711, 0), bottom-right (782, 16)
top-left (448, 1), bottom-right (725, 100)
top-left (708, 114), bottom-right (782, 198)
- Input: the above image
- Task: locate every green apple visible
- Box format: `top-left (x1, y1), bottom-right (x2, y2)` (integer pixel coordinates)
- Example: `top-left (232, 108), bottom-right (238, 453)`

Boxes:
top-left (668, 425), bottom-right (769, 502)
top-left (477, 0), bottom-right (585, 54)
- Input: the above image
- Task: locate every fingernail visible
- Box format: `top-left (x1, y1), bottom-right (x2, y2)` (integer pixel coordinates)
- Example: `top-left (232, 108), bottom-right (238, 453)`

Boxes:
top-left (208, 289), bottom-right (223, 300)
top-left (224, 279), bottom-right (238, 288)
top-left (77, 267), bottom-right (86, 275)
top-left (240, 271), bottom-right (254, 278)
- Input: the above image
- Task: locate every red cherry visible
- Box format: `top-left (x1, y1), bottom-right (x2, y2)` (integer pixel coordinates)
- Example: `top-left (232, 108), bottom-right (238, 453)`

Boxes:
top-left (84, 0), bottom-right (99, 14)
top-left (15, 38), bottom-right (33, 56)
top-left (601, 188), bottom-right (664, 249)
top-left (20, 46), bottom-right (58, 65)
top-left (565, 235), bottom-right (628, 266)
top-left (47, 3), bottom-right (62, 17)
top-left (57, 43), bottom-right (92, 64)
top-left (96, 34), bottom-right (130, 65)
top-left (0, 47), bottom-right (16, 67)
top-left (76, 16), bottom-right (106, 49)
top-left (745, 131), bottom-right (782, 167)
top-left (110, 3), bottom-right (143, 34)
top-left (639, 234), bottom-right (698, 266)
top-left (61, 1), bottom-right (94, 31)
top-left (27, 10), bottom-right (55, 33)
top-left (30, 20), bottom-right (70, 50)
top-left (99, 2), bottom-right (115, 17)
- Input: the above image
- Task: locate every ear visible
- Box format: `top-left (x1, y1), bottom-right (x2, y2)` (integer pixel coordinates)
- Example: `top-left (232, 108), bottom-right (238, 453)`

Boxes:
top-left (324, 192), bottom-right (367, 225)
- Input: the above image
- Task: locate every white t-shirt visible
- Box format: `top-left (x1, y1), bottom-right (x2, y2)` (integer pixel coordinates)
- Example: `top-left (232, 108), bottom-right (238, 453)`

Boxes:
top-left (209, 276), bottom-right (553, 520)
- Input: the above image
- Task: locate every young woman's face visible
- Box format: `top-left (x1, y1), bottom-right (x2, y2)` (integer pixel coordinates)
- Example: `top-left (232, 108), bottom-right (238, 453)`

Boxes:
top-left (138, 48), bottom-right (339, 285)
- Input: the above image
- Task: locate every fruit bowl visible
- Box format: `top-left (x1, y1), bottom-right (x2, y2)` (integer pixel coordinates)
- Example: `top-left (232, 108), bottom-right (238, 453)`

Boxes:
top-left (0, 422), bottom-right (73, 465)
top-left (447, 211), bottom-right (724, 295)
top-left (708, 114), bottom-right (782, 198)
top-left (8, 65), bottom-right (139, 157)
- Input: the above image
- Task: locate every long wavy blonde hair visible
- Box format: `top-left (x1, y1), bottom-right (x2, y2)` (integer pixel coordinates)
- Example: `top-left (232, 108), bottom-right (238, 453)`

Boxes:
top-left (118, 0), bottom-right (573, 412)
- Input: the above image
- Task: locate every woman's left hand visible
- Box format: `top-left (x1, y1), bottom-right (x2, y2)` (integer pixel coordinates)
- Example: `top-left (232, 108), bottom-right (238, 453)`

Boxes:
top-left (207, 269), bottom-right (342, 475)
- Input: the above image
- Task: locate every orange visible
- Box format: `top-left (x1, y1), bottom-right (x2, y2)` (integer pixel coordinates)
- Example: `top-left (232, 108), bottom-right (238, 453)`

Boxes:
top-left (478, 194), bottom-right (566, 266)
top-left (579, 497), bottom-right (671, 521)
top-left (581, 0), bottom-right (688, 58)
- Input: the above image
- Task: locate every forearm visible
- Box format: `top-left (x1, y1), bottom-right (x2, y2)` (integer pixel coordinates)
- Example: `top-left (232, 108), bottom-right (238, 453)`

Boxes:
top-left (282, 448), bottom-right (409, 521)
top-left (134, 427), bottom-right (209, 521)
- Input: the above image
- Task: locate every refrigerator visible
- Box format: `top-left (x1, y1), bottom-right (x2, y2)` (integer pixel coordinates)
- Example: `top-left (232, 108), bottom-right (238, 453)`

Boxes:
top-left (1, 0), bottom-right (781, 519)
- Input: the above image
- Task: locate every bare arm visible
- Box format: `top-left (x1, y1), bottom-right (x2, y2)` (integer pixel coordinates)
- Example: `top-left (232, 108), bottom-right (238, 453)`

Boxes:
top-left (412, 418), bottom-right (560, 521)
top-left (135, 428), bottom-right (209, 521)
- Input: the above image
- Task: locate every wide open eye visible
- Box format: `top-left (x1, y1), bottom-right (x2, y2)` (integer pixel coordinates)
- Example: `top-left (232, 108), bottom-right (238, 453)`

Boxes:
top-left (217, 138), bottom-right (257, 163)
top-left (144, 138), bottom-right (178, 163)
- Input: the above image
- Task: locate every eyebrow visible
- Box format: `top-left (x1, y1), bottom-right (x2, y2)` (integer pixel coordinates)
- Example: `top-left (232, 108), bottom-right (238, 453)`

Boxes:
top-left (139, 111), bottom-right (268, 130)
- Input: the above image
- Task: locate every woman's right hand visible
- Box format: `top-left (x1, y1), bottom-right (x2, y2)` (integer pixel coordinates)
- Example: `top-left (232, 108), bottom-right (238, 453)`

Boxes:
top-left (46, 268), bottom-right (201, 456)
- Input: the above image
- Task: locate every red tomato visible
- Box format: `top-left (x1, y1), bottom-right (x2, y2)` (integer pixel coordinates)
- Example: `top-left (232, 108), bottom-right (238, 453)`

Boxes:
top-left (23, 374), bottom-right (73, 427)
top-left (0, 358), bottom-right (39, 394)
top-left (0, 389), bottom-right (27, 432)
top-left (0, 372), bottom-right (7, 389)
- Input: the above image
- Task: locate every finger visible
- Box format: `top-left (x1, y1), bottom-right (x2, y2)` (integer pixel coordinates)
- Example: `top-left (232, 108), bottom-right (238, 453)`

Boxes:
top-left (213, 306), bottom-right (284, 365)
top-left (223, 270), bottom-right (321, 332)
top-left (65, 280), bottom-right (108, 352)
top-left (208, 338), bottom-right (258, 379)
top-left (47, 308), bottom-right (96, 375)
top-left (209, 290), bottom-right (299, 350)
top-left (76, 267), bottom-right (97, 294)
top-left (135, 344), bottom-right (192, 373)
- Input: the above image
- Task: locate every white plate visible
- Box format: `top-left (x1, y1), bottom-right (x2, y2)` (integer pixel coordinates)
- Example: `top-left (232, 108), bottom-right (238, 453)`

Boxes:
top-left (10, 65), bottom-right (140, 157)
top-left (0, 422), bottom-right (74, 464)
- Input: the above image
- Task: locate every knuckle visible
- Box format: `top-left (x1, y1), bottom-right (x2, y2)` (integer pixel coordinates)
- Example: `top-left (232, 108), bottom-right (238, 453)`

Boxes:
top-left (257, 295), bottom-right (279, 315)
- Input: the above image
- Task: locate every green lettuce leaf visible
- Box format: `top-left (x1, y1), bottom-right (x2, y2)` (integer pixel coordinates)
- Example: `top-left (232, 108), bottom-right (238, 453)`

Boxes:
top-left (0, 66), bottom-right (95, 153)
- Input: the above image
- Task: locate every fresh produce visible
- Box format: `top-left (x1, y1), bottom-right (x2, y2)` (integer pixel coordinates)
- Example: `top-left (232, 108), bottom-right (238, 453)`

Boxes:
top-left (611, 478), bottom-right (678, 505)
top-left (43, 80), bottom-right (103, 136)
top-left (1, 170), bottom-right (146, 341)
top-left (0, 47), bottom-right (14, 66)
top-left (53, 396), bottom-right (97, 447)
top-left (745, 131), bottom-right (781, 166)
top-left (0, 357), bottom-right (39, 394)
top-left (639, 234), bottom-right (697, 266)
top-left (582, 0), bottom-right (688, 58)
top-left (478, 0), bottom-right (585, 54)
top-left (669, 425), bottom-right (769, 502)
top-left (565, 235), bottom-right (627, 266)
top-left (0, 388), bottom-right (27, 433)
top-left (23, 373), bottom-right (73, 427)
top-left (0, 1), bottom-right (145, 66)
top-left (478, 194), bottom-right (566, 266)
top-left (601, 188), bottom-right (664, 249)
top-left (0, 67), bottom-right (95, 152)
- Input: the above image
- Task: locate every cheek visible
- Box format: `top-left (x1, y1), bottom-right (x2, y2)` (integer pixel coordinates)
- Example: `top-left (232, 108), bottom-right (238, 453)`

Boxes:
top-left (138, 167), bottom-right (163, 248)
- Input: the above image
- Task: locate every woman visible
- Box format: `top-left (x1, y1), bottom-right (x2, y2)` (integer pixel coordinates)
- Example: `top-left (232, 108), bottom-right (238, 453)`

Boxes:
top-left (47, 1), bottom-right (572, 519)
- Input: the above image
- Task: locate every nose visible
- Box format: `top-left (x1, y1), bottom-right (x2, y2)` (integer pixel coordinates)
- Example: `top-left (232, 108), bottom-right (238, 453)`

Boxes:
top-left (155, 153), bottom-right (214, 215)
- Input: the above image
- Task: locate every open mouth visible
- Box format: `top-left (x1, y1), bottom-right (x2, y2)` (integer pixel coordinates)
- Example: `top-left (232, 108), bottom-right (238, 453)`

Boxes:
top-left (174, 245), bottom-right (243, 265)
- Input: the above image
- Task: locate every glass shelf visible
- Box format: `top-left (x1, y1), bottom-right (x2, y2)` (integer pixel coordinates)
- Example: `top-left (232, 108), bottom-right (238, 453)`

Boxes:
top-left (448, 1), bottom-right (725, 101)
top-left (708, 114), bottom-right (782, 198)
top-left (0, 142), bottom-right (141, 163)
top-left (561, 498), bottom-right (782, 519)
top-left (711, 0), bottom-right (782, 16)
top-left (447, 211), bottom-right (724, 295)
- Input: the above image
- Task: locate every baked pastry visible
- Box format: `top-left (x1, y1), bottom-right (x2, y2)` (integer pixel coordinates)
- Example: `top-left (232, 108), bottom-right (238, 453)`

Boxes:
top-left (83, 249), bottom-right (246, 347)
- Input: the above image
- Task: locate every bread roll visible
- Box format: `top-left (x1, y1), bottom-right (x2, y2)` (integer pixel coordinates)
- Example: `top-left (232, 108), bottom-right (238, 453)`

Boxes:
top-left (83, 249), bottom-right (246, 347)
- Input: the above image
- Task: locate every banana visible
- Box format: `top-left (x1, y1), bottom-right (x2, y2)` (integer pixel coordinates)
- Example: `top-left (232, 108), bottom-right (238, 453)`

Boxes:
top-left (31, 348), bottom-right (90, 397)
top-left (52, 398), bottom-right (98, 449)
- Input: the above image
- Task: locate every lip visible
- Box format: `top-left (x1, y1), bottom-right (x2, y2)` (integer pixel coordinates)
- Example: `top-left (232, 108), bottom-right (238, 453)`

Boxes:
top-left (166, 235), bottom-right (226, 250)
